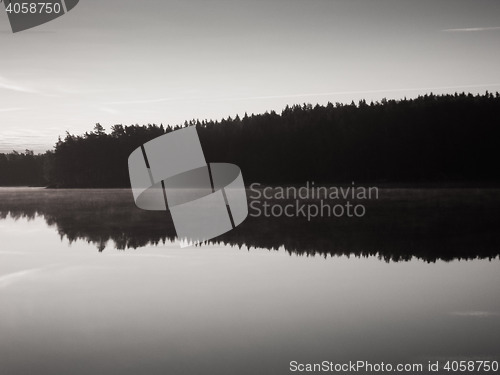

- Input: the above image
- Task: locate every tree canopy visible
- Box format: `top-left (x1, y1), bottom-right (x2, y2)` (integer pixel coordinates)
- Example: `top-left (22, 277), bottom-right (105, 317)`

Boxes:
top-left (1, 92), bottom-right (499, 187)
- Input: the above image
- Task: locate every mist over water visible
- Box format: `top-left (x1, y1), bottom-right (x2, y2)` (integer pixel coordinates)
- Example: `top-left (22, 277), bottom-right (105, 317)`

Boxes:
top-left (0, 188), bottom-right (499, 374)
top-left (1, 187), bottom-right (499, 261)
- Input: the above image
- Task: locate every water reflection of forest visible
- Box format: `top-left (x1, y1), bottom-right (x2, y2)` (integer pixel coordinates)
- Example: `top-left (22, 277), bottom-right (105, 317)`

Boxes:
top-left (1, 188), bottom-right (499, 263)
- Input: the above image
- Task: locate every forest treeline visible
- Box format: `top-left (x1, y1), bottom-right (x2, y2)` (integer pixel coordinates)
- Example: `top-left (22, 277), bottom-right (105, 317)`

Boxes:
top-left (1, 92), bottom-right (500, 187)
top-left (0, 150), bottom-right (46, 186)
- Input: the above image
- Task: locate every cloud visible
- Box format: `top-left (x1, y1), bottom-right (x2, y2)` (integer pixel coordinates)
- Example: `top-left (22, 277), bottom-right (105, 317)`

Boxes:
top-left (103, 83), bottom-right (500, 106)
top-left (0, 107), bottom-right (28, 113)
top-left (99, 107), bottom-right (120, 115)
top-left (106, 97), bottom-right (174, 105)
top-left (0, 264), bottom-right (65, 289)
top-left (216, 84), bottom-right (499, 101)
top-left (0, 267), bottom-right (45, 288)
top-left (0, 76), bottom-right (41, 94)
top-left (449, 311), bottom-right (500, 318)
top-left (443, 26), bottom-right (500, 32)
top-left (106, 253), bottom-right (177, 259)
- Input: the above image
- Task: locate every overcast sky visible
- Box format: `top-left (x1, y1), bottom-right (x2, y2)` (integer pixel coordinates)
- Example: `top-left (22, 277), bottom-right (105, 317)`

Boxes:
top-left (1, 0), bottom-right (500, 152)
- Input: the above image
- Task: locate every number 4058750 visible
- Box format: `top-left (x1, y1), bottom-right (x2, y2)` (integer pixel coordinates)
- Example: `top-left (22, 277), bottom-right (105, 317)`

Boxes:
top-left (5, 2), bottom-right (62, 14)
top-left (443, 361), bottom-right (499, 372)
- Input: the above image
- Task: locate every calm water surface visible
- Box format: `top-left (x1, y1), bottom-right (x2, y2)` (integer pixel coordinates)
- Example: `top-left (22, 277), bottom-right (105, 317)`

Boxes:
top-left (0, 189), bottom-right (499, 374)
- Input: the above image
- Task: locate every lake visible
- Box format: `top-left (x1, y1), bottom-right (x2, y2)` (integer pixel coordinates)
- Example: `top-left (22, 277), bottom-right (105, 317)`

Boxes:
top-left (0, 188), bottom-right (499, 374)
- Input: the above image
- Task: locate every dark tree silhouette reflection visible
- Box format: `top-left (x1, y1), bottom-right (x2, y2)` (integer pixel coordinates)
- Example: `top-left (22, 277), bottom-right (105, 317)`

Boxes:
top-left (1, 188), bottom-right (499, 263)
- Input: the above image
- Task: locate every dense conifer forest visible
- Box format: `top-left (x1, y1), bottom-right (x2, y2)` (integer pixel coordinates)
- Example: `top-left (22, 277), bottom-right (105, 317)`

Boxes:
top-left (1, 92), bottom-right (499, 187)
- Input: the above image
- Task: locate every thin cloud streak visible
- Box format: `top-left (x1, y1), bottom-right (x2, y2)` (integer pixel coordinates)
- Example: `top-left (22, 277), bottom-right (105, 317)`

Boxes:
top-left (0, 76), bottom-right (41, 94)
top-left (0, 107), bottom-right (29, 112)
top-left (99, 107), bottom-right (120, 115)
top-left (105, 83), bottom-right (500, 106)
top-left (106, 97), bottom-right (174, 105)
top-left (218, 83), bottom-right (500, 102)
top-left (0, 267), bottom-right (45, 288)
top-left (443, 26), bottom-right (500, 32)
top-left (450, 311), bottom-right (500, 317)
top-left (0, 264), bottom-right (62, 289)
